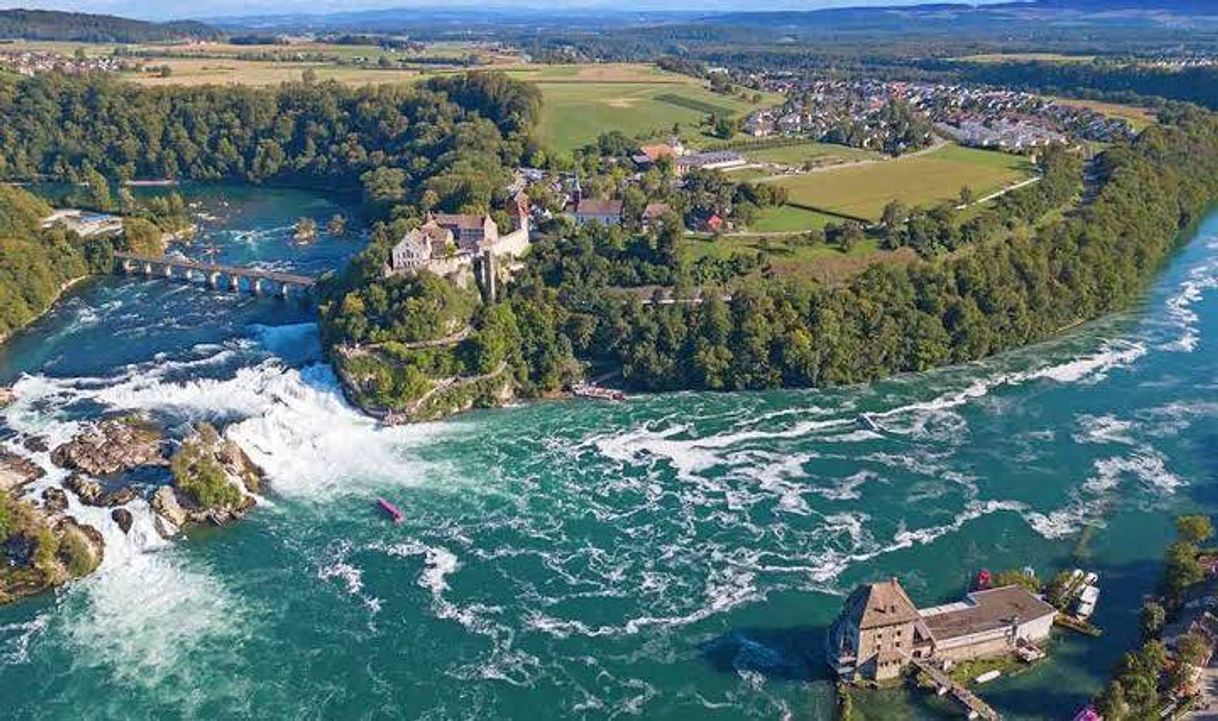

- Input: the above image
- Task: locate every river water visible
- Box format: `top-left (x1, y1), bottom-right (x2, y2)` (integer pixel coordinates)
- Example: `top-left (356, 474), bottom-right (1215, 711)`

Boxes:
top-left (1, 187), bottom-right (1217, 720)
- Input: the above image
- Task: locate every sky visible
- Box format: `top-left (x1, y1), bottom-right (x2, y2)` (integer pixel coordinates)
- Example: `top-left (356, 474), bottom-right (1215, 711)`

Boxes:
top-left (0, 0), bottom-right (1009, 21)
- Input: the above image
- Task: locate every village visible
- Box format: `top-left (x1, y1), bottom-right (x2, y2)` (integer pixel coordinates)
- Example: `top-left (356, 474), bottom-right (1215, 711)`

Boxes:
top-left (742, 79), bottom-right (1135, 152)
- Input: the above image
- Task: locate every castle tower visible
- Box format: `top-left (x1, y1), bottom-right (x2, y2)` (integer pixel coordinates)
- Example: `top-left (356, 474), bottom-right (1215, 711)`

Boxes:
top-left (512, 191), bottom-right (530, 234)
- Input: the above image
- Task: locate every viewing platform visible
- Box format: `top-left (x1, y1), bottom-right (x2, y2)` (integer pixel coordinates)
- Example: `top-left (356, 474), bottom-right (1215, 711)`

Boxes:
top-left (113, 252), bottom-right (317, 299)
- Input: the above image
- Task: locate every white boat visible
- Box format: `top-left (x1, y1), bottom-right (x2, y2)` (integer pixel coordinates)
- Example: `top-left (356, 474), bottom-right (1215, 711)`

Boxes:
top-left (975, 670), bottom-right (1001, 684)
top-left (1074, 585), bottom-right (1100, 620)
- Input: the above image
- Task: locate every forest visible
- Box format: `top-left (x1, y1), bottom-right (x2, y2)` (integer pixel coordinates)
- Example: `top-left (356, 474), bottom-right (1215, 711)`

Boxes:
top-left (0, 9), bottom-right (219, 43)
top-left (0, 72), bottom-right (542, 206)
top-left (0, 184), bottom-right (88, 343)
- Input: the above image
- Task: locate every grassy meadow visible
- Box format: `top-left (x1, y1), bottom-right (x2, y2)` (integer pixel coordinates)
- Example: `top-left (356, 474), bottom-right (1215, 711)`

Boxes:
top-left (530, 70), bottom-right (777, 153)
top-left (771, 144), bottom-right (1035, 222)
top-left (742, 141), bottom-right (882, 167)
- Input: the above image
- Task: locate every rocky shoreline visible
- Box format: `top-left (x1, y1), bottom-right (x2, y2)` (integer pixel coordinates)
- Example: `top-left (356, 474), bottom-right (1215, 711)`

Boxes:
top-left (0, 409), bottom-right (266, 605)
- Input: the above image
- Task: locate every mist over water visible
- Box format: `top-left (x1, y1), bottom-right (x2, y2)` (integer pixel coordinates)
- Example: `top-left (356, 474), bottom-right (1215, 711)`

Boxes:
top-left (2, 188), bottom-right (1217, 719)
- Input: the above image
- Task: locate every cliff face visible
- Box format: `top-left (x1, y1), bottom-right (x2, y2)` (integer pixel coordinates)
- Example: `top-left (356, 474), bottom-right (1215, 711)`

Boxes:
top-left (336, 350), bottom-right (517, 424)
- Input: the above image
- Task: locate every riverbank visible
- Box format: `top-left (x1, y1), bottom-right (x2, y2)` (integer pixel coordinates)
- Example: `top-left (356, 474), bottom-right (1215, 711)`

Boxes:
top-left (0, 274), bottom-right (89, 348)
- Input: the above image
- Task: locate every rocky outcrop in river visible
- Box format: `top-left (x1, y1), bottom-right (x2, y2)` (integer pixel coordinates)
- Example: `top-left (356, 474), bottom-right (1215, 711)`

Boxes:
top-left (51, 415), bottom-right (166, 476)
top-left (0, 497), bottom-right (103, 604)
top-left (0, 414), bottom-right (266, 605)
top-left (0, 387), bottom-right (13, 408)
top-left (0, 450), bottom-right (44, 492)
top-left (152, 422), bottom-right (264, 537)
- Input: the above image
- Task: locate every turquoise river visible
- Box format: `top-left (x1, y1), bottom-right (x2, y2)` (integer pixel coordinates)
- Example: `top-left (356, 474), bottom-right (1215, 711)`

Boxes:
top-left (2, 187), bottom-right (1218, 720)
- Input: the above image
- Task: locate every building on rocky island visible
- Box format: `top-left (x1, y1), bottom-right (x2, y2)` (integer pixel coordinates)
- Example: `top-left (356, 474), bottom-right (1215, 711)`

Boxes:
top-left (826, 578), bottom-right (1056, 682)
top-left (384, 193), bottom-right (531, 300)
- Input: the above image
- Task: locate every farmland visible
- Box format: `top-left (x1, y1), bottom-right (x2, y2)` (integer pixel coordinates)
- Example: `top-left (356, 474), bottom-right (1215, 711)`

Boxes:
top-left (771, 144), bottom-right (1035, 222)
top-left (530, 71), bottom-right (777, 153)
top-left (100, 51), bottom-right (773, 154)
top-left (746, 204), bottom-right (840, 233)
top-left (741, 141), bottom-right (881, 167)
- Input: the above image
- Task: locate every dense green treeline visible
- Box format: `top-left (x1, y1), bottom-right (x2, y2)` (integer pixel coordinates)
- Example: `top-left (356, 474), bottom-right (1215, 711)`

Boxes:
top-left (0, 9), bottom-right (220, 43)
top-left (957, 61), bottom-right (1218, 112)
top-left (0, 185), bottom-right (88, 342)
top-left (0, 72), bottom-right (542, 205)
top-left (514, 111), bottom-right (1218, 392)
top-left (0, 71), bottom-right (545, 352)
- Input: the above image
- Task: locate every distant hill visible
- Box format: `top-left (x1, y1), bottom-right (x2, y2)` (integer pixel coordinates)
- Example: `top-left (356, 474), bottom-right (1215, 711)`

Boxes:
top-left (0, 9), bottom-right (221, 43)
top-left (704, 0), bottom-right (1218, 30)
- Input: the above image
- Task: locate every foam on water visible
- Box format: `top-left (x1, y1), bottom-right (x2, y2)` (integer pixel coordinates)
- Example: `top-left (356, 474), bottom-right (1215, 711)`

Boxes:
top-left (1161, 235), bottom-right (1218, 351)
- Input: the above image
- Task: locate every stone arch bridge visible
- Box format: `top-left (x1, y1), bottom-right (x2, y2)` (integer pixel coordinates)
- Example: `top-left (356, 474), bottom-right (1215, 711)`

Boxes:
top-left (114, 252), bottom-right (317, 300)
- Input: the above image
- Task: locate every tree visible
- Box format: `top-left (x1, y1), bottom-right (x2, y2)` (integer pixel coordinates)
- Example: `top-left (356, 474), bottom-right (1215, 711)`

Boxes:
top-left (1165, 540), bottom-right (1204, 597)
top-left (1095, 680), bottom-right (1129, 721)
top-left (1140, 601), bottom-right (1166, 640)
top-left (990, 568), bottom-right (1042, 593)
top-left (302, 68), bottom-right (318, 84)
top-left (1168, 660), bottom-right (1195, 697)
top-left (122, 217), bottom-right (164, 255)
top-left (880, 199), bottom-right (907, 229)
top-left (1177, 515), bottom-right (1214, 545)
top-left (1177, 632), bottom-right (1211, 667)
top-left (82, 166), bottom-right (114, 212)
top-left (713, 115), bottom-right (737, 140)
top-left (959, 185), bottom-right (976, 206)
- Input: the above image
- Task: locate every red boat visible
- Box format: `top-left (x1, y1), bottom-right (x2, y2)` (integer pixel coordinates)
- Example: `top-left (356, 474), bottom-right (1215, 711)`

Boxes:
top-left (377, 497), bottom-right (405, 524)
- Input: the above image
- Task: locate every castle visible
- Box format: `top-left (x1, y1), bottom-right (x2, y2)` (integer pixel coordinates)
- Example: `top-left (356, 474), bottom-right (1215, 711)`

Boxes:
top-left (385, 192), bottom-right (531, 298)
top-left (826, 577), bottom-right (1056, 682)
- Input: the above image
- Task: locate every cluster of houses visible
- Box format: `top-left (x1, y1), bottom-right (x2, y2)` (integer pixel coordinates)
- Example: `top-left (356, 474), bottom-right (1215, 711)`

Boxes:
top-left (935, 118), bottom-right (1065, 152)
top-left (0, 48), bottom-right (128, 77)
top-left (503, 137), bottom-right (739, 235)
top-left (744, 78), bottom-right (1136, 153)
top-left (1142, 54), bottom-right (1217, 69)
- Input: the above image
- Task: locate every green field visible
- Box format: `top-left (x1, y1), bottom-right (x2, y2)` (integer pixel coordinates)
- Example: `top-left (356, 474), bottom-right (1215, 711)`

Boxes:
top-left (747, 204), bottom-right (840, 233)
top-left (532, 72), bottom-right (776, 153)
top-left (771, 144), bottom-right (1034, 222)
top-left (743, 141), bottom-right (880, 166)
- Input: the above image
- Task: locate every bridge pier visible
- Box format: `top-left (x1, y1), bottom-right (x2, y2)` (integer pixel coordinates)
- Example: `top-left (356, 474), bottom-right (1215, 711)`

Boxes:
top-left (112, 252), bottom-right (315, 301)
